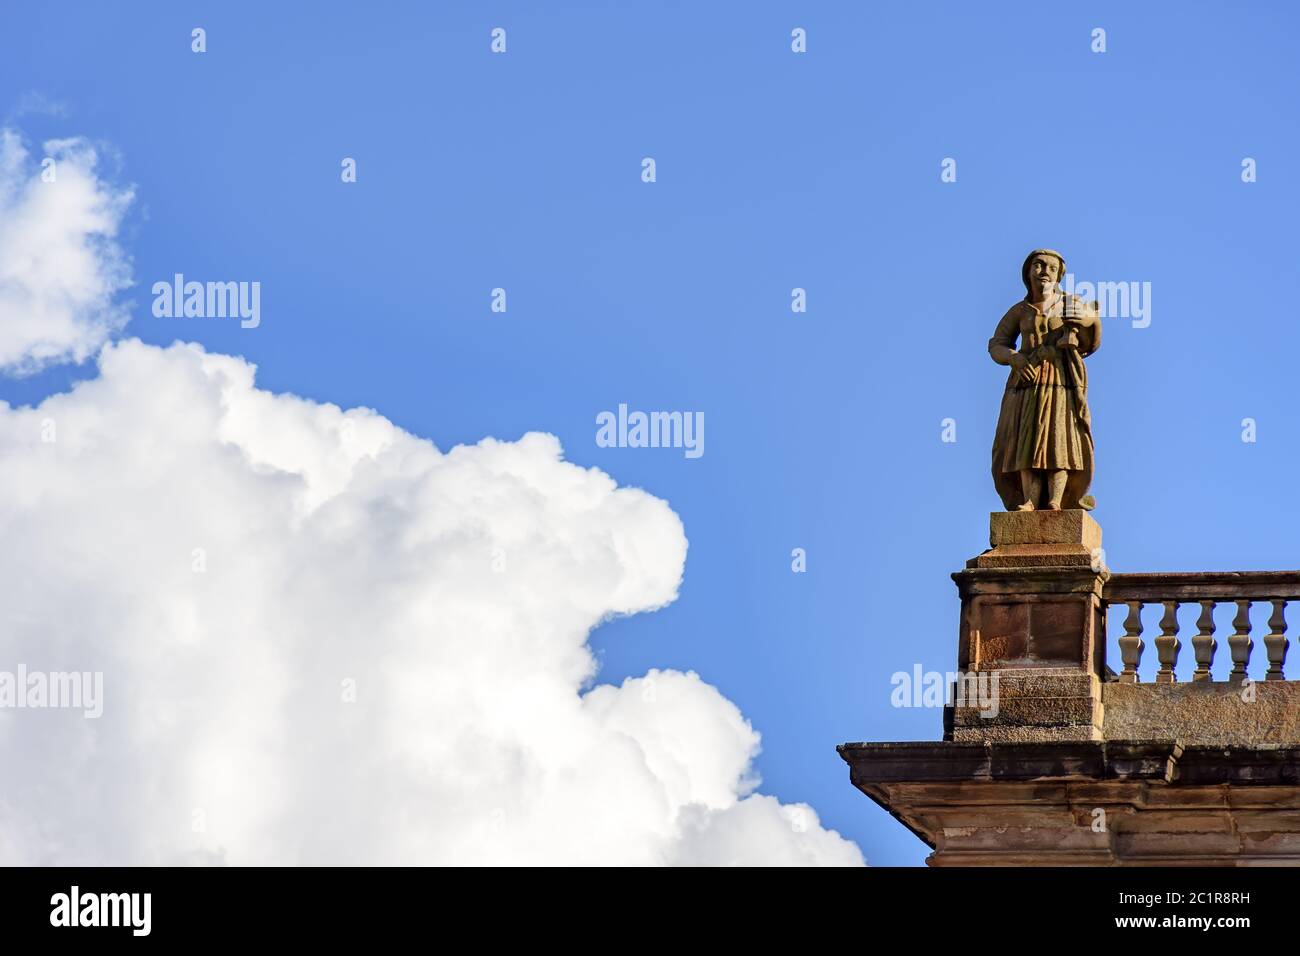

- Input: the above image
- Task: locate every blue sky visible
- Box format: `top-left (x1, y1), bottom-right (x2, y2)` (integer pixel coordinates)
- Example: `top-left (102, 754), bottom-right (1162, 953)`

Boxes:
top-left (3, 1), bottom-right (1298, 865)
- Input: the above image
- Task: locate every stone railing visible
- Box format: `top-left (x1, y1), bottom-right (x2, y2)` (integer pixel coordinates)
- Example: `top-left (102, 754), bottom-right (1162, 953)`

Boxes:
top-left (1102, 571), bottom-right (1300, 684)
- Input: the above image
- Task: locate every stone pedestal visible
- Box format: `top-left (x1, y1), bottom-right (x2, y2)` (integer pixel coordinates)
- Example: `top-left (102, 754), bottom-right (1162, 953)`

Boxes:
top-left (968, 509), bottom-right (1102, 570)
top-left (948, 511), bottom-right (1108, 742)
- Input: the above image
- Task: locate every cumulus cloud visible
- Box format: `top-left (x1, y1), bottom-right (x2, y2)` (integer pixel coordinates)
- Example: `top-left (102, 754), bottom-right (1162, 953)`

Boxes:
top-left (0, 124), bottom-right (860, 865)
top-left (0, 340), bottom-right (862, 865)
top-left (0, 127), bottom-right (133, 373)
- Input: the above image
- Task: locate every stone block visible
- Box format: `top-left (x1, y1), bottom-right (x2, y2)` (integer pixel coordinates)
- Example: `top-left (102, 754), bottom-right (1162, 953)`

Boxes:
top-left (989, 509), bottom-right (1102, 548)
top-left (969, 510), bottom-right (1104, 570)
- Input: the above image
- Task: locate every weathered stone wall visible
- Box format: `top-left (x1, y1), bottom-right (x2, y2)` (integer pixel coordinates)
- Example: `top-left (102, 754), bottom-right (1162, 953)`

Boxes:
top-left (1103, 681), bottom-right (1300, 746)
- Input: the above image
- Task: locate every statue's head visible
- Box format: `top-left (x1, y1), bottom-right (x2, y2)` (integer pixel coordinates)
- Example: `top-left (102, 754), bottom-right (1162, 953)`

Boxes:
top-left (1021, 249), bottom-right (1065, 301)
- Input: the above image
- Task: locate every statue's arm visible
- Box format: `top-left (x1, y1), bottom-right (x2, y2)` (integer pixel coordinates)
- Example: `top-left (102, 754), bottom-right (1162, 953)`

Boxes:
top-left (988, 307), bottom-right (1021, 365)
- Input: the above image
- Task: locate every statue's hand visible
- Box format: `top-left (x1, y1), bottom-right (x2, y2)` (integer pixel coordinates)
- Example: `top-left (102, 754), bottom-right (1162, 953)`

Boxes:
top-left (1009, 352), bottom-right (1035, 384)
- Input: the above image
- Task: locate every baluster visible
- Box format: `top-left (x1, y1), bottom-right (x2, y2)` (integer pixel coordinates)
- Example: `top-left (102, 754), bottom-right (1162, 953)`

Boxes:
top-left (1192, 599), bottom-right (1217, 682)
top-left (1119, 600), bottom-right (1145, 683)
top-left (1228, 599), bottom-right (1253, 683)
top-left (1155, 600), bottom-right (1181, 683)
top-left (1265, 599), bottom-right (1289, 681)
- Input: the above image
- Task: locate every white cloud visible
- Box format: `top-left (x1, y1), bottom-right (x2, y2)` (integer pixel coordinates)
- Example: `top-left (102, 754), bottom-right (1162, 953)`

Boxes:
top-left (0, 127), bottom-right (861, 865)
top-left (0, 339), bottom-right (862, 865)
top-left (0, 127), bottom-right (133, 374)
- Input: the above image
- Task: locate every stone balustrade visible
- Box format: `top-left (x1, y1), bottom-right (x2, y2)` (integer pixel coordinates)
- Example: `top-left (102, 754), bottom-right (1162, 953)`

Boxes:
top-left (1103, 571), bottom-right (1300, 684)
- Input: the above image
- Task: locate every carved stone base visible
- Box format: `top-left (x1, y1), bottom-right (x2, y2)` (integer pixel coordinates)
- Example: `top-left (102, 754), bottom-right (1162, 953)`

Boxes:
top-left (957, 514), bottom-right (1108, 665)
top-left (969, 510), bottom-right (1102, 570)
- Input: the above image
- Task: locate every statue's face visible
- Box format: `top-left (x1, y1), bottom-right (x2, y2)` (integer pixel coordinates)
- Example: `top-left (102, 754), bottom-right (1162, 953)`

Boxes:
top-left (1028, 255), bottom-right (1060, 300)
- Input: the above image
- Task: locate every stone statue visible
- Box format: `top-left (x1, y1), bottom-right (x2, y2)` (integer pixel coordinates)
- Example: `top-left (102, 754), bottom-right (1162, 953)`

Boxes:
top-left (989, 249), bottom-right (1100, 511)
